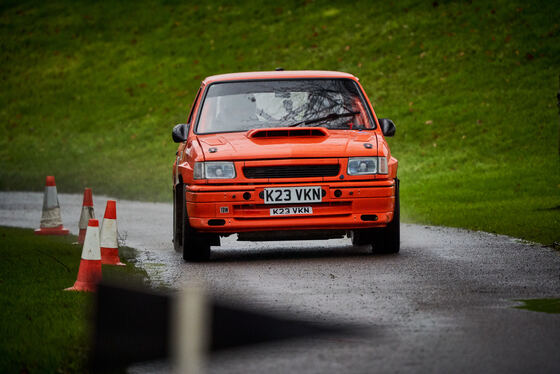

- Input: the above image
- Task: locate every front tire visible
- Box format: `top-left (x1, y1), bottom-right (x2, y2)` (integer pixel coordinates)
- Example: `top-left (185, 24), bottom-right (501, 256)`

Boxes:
top-left (181, 195), bottom-right (211, 262)
top-left (173, 183), bottom-right (184, 252)
top-left (372, 178), bottom-right (400, 254)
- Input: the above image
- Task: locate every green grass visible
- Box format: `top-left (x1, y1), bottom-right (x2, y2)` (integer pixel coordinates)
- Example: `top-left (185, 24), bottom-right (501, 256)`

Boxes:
top-left (515, 298), bottom-right (560, 314)
top-left (0, 0), bottom-right (559, 245)
top-left (0, 227), bottom-right (149, 373)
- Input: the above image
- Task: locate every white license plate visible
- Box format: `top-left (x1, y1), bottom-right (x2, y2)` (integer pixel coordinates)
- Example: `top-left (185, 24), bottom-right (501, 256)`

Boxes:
top-left (270, 206), bottom-right (313, 216)
top-left (263, 186), bottom-right (322, 205)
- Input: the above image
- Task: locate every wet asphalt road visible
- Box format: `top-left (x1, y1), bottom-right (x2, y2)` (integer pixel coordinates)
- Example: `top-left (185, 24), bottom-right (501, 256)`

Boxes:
top-left (1, 191), bottom-right (559, 373)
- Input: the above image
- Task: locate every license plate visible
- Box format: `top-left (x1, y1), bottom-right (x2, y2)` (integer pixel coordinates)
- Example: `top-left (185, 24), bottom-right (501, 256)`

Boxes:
top-left (270, 206), bottom-right (313, 216)
top-left (263, 186), bottom-right (322, 205)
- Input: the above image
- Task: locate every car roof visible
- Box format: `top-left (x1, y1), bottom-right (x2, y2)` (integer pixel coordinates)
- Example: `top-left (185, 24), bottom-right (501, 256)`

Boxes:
top-left (202, 70), bottom-right (358, 85)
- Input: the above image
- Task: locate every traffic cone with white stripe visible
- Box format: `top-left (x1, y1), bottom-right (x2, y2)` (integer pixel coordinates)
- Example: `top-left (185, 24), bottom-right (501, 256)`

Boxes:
top-left (65, 219), bottom-right (102, 292)
top-left (78, 188), bottom-right (95, 244)
top-left (35, 176), bottom-right (69, 235)
top-left (100, 200), bottom-right (125, 266)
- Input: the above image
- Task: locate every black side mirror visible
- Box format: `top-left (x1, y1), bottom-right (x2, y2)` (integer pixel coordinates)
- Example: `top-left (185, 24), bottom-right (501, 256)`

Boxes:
top-left (172, 124), bottom-right (188, 143)
top-left (379, 118), bottom-right (396, 137)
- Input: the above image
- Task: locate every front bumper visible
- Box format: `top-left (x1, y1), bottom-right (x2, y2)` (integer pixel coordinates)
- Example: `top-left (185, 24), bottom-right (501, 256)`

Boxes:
top-left (185, 180), bottom-right (396, 233)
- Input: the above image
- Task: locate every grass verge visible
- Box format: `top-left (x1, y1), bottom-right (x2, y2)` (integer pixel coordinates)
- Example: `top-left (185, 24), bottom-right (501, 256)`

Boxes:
top-left (0, 0), bottom-right (559, 245)
top-left (0, 226), bottom-right (149, 373)
top-left (515, 298), bottom-right (560, 314)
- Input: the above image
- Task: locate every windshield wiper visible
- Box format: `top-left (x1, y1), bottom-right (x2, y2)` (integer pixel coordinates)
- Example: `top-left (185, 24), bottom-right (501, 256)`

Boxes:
top-left (287, 111), bottom-right (360, 127)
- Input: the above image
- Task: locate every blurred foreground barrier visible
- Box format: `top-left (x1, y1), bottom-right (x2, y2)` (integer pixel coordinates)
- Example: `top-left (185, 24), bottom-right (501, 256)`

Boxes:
top-left (91, 282), bottom-right (358, 373)
top-left (34, 175), bottom-right (69, 235)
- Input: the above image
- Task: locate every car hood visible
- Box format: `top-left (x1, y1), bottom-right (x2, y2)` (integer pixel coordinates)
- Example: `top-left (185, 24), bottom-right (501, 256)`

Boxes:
top-left (196, 128), bottom-right (378, 161)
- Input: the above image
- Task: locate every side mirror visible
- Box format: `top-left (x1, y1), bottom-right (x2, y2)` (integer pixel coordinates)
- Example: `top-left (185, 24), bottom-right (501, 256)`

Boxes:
top-left (379, 118), bottom-right (396, 137)
top-left (172, 124), bottom-right (188, 143)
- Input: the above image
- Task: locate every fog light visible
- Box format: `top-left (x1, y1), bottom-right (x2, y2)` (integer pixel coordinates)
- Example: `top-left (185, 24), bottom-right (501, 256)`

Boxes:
top-left (361, 215), bottom-right (378, 221)
top-left (208, 219), bottom-right (226, 226)
top-left (334, 189), bottom-right (342, 198)
top-left (243, 192), bottom-right (251, 200)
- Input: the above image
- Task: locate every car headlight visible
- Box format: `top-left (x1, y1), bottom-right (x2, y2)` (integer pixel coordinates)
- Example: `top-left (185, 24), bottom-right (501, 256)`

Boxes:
top-left (347, 157), bottom-right (388, 175)
top-left (194, 162), bottom-right (236, 179)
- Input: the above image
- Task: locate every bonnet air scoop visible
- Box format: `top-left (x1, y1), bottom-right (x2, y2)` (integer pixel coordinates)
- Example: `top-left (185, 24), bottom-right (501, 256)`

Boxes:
top-left (247, 127), bottom-right (329, 139)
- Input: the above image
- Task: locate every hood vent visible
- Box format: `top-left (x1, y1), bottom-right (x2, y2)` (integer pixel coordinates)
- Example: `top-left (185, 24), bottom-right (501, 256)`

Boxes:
top-left (248, 127), bottom-right (328, 139)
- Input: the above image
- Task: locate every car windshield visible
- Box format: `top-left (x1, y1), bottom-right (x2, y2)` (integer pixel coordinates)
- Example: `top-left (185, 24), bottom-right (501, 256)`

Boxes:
top-left (196, 79), bottom-right (374, 134)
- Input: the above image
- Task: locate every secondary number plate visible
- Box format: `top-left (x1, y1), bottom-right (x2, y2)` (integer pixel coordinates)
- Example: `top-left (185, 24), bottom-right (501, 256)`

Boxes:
top-left (263, 186), bottom-right (322, 205)
top-left (270, 206), bottom-right (313, 216)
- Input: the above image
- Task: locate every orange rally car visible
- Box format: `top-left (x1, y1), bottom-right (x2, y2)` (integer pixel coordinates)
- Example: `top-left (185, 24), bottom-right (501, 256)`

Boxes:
top-left (172, 70), bottom-right (399, 261)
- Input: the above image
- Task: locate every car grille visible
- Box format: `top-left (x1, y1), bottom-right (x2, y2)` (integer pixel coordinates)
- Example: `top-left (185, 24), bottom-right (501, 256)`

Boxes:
top-left (243, 164), bottom-right (340, 179)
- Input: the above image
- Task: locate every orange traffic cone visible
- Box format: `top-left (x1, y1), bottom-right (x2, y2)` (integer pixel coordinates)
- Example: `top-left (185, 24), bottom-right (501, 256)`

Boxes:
top-left (65, 219), bottom-right (102, 292)
top-left (100, 200), bottom-right (125, 266)
top-left (35, 176), bottom-right (69, 235)
top-left (78, 188), bottom-right (95, 244)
